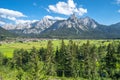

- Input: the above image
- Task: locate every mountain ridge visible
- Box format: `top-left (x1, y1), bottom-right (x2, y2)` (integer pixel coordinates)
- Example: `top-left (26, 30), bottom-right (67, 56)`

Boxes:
top-left (2, 14), bottom-right (120, 39)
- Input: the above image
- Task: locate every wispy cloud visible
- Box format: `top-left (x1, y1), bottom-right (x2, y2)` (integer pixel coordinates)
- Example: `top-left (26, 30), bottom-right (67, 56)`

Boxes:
top-left (0, 8), bottom-right (26, 23)
top-left (0, 21), bottom-right (5, 25)
top-left (0, 8), bottom-right (26, 18)
top-left (0, 15), bottom-right (16, 21)
top-left (116, 0), bottom-right (120, 4)
top-left (33, 2), bottom-right (37, 7)
top-left (115, 0), bottom-right (120, 13)
top-left (15, 19), bottom-right (38, 24)
top-left (0, 8), bottom-right (38, 25)
top-left (44, 15), bottom-right (66, 20)
top-left (47, 0), bottom-right (87, 16)
top-left (118, 9), bottom-right (120, 13)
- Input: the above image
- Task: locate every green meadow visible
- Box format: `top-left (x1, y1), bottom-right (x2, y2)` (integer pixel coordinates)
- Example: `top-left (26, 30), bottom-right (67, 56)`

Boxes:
top-left (0, 39), bottom-right (117, 58)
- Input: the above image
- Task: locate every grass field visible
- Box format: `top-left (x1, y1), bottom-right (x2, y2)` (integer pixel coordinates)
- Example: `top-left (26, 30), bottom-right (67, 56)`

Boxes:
top-left (0, 39), bottom-right (118, 58)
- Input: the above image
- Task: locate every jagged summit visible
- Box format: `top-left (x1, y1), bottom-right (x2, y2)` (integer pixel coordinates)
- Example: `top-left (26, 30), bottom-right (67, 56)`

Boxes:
top-left (79, 16), bottom-right (98, 28)
top-left (67, 13), bottom-right (78, 23)
top-left (3, 17), bottom-right (56, 34)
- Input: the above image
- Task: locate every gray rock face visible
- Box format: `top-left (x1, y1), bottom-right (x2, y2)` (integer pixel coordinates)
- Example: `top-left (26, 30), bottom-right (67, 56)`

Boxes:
top-left (3, 17), bottom-right (56, 34)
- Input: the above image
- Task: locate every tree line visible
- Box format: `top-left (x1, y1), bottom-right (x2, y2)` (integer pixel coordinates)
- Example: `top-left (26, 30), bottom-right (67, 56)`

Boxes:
top-left (0, 40), bottom-right (120, 80)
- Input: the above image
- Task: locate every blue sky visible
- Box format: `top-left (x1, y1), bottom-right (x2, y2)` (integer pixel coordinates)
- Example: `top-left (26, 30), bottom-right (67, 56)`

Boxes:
top-left (0, 0), bottom-right (120, 25)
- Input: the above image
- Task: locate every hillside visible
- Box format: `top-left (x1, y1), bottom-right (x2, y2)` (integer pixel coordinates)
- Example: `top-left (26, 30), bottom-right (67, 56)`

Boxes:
top-left (0, 26), bottom-right (16, 40)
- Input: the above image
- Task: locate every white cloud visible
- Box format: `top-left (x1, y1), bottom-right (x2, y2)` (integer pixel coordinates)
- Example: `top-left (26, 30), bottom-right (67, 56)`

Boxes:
top-left (33, 2), bottom-right (37, 6)
top-left (117, 0), bottom-right (120, 4)
top-left (0, 15), bottom-right (16, 21)
top-left (118, 9), bottom-right (120, 13)
top-left (78, 8), bottom-right (87, 16)
top-left (115, 0), bottom-right (120, 13)
top-left (68, 0), bottom-right (76, 8)
top-left (0, 8), bottom-right (28, 24)
top-left (0, 8), bottom-right (26, 17)
top-left (48, 0), bottom-right (87, 16)
top-left (0, 8), bottom-right (38, 25)
top-left (0, 14), bottom-right (38, 25)
top-left (46, 8), bottom-right (50, 12)
top-left (44, 15), bottom-right (66, 20)
top-left (0, 21), bottom-right (5, 25)
top-left (15, 19), bottom-right (38, 24)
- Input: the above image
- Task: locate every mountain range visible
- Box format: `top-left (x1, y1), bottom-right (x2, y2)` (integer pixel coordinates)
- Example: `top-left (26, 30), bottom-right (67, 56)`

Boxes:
top-left (2, 14), bottom-right (120, 39)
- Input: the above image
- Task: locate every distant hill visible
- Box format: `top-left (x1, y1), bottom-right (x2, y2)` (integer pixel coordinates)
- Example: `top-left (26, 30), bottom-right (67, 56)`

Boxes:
top-left (0, 26), bottom-right (16, 40)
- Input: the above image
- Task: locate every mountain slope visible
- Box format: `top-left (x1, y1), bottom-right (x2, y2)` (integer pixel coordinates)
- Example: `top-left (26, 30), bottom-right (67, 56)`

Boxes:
top-left (40, 14), bottom-right (106, 38)
top-left (106, 22), bottom-right (120, 38)
top-left (3, 17), bottom-right (56, 35)
top-left (0, 26), bottom-right (16, 40)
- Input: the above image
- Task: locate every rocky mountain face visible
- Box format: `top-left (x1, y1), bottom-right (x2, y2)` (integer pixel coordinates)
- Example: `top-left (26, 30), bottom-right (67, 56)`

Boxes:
top-left (40, 14), bottom-right (105, 38)
top-left (2, 14), bottom-right (120, 39)
top-left (3, 17), bottom-right (56, 34)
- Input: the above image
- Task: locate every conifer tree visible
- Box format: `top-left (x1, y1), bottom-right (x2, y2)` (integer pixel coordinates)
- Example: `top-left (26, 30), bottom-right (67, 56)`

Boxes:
top-left (59, 40), bottom-right (66, 77)
top-left (0, 52), bottom-right (3, 66)
top-left (89, 45), bottom-right (99, 80)
top-left (114, 43), bottom-right (120, 79)
top-left (28, 47), bottom-right (44, 80)
top-left (55, 46), bottom-right (62, 76)
top-left (38, 47), bottom-right (46, 61)
top-left (67, 40), bottom-right (79, 78)
top-left (13, 49), bottom-right (26, 68)
top-left (105, 43), bottom-right (117, 78)
top-left (98, 45), bottom-right (106, 79)
top-left (80, 41), bottom-right (91, 79)
top-left (45, 40), bottom-right (55, 76)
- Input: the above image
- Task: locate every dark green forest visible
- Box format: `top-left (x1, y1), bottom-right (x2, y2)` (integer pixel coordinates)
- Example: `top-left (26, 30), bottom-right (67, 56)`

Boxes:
top-left (0, 40), bottom-right (120, 80)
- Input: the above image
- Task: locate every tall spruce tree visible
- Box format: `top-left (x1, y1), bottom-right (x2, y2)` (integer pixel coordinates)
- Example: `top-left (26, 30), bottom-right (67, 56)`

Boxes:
top-left (89, 45), bottom-right (99, 80)
top-left (38, 47), bottom-right (46, 61)
top-left (55, 46), bottom-right (62, 76)
top-left (59, 40), bottom-right (66, 77)
top-left (64, 40), bottom-right (74, 77)
top-left (45, 40), bottom-right (55, 76)
top-left (13, 49), bottom-right (27, 68)
top-left (70, 41), bottom-right (80, 78)
top-left (28, 47), bottom-right (44, 80)
top-left (81, 41), bottom-right (91, 79)
top-left (0, 52), bottom-right (3, 66)
top-left (98, 45), bottom-right (106, 79)
top-left (114, 43), bottom-right (120, 79)
top-left (67, 40), bottom-right (79, 78)
top-left (105, 43), bottom-right (117, 79)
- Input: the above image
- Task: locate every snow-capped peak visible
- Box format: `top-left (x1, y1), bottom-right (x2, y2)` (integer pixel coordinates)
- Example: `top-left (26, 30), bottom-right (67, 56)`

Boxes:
top-left (67, 13), bottom-right (78, 23)
top-left (3, 17), bottom-right (56, 34)
top-left (80, 17), bottom-right (97, 28)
